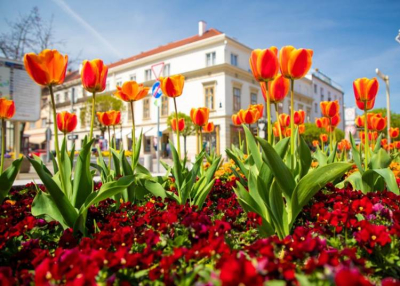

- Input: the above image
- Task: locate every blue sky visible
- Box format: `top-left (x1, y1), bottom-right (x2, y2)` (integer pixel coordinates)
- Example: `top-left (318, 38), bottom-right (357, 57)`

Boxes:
top-left (1, 0), bottom-right (399, 112)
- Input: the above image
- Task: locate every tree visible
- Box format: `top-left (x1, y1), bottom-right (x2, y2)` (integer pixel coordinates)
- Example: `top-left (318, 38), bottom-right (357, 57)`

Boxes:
top-left (80, 94), bottom-right (125, 136)
top-left (302, 123), bottom-right (344, 144)
top-left (166, 112), bottom-right (196, 155)
top-left (370, 108), bottom-right (400, 136)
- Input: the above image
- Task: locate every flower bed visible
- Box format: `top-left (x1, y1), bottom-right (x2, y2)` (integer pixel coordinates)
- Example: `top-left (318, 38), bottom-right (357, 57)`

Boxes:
top-left (1, 180), bottom-right (400, 285)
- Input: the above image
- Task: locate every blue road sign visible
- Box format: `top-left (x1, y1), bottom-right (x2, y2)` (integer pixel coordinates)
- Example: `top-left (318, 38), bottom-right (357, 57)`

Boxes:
top-left (152, 81), bottom-right (163, 99)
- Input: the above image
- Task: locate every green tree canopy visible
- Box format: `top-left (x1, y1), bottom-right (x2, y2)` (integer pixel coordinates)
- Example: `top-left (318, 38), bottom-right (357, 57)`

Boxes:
top-left (80, 94), bottom-right (125, 135)
top-left (370, 108), bottom-right (400, 135)
top-left (166, 112), bottom-right (196, 137)
top-left (302, 123), bottom-right (344, 144)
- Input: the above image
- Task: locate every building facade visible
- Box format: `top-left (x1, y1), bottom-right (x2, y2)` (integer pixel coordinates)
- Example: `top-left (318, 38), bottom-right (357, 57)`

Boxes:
top-left (25, 21), bottom-right (345, 160)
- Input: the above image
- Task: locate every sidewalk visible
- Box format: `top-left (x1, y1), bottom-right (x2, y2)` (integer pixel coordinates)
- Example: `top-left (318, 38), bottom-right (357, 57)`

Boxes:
top-left (13, 157), bottom-right (171, 186)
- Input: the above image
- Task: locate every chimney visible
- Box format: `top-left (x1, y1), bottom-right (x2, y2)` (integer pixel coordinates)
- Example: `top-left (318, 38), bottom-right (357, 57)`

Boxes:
top-left (198, 20), bottom-right (206, 36)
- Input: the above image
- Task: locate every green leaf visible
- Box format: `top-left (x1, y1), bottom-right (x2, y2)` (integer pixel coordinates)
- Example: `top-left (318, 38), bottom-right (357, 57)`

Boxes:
top-left (365, 168), bottom-right (399, 195)
top-left (369, 148), bottom-right (391, 169)
top-left (144, 180), bottom-right (167, 199)
top-left (121, 152), bottom-right (135, 202)
top-left (269, 180), bottom-right (288, 238)
top-left (373, 133), bottom-right (383, 154)
top-left (31, 190), bottom-right (70, 229)
top-left (349, 133), bottom-right (364, 173)
top-left (28, 156), bottom-right (78, 228)
top-left (257, 137), bottom-right (295, 203)
top-left (60, 137), bottom-right (73, 199)
top-left (243, 125), bottom-right (262, 169)
top-left (111, 148), bottom-right (121, 176)
top-left (69, 142), bottom-right (75, 168)
top-left (49, 151), bottom-right (59, 175)
top-left (192, 179), bottom-right (215, 209)
top-left (341, 171), bottom-right (369, 193)
top-left (327, 142), bottom-right (338, 164)
top-left (71, 139), bottom-right (94, 209)
top-left (290, 162), bottom-right (352, 226)
top-left (133, 131), bottom-right (143, 169)
top-left (313, 147), bottom-right (327, 166)
top-left (0, 157), bottom-right (23, 203)
top-left (298, 136), bottom-right (311, 179)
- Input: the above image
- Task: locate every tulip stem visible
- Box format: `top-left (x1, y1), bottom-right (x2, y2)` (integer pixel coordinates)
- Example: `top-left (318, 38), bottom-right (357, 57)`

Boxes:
top-left (199, 126), bottom-right (203, 152)
top-left (49, 85), bottom-right (65, 189)
top-left (1, 119), bottom-right (5, 174)
top-left (173, 98), bottom-right (181, 160)
top-left (265, 82), bottom-right (272, 144)
top-left (130, 101), bottom-right (135, 171)
top-left (108, 126), bottom-right (112, 171)
top-left (113, 126), bottom-right (116, 149)
top-left (238, 128), bottom-right (242, 150)
top-left (290, 79), bottom-right (295, 170)
top-left (274, 103), bottom-right (282, 141)
top-left (364, 108), bottom-right (369, 170)
top-left (89, 92), bottom-right (96, 141)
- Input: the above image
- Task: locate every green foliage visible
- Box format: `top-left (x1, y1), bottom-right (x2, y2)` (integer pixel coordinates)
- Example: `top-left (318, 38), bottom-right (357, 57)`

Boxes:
top-left (0, 157), bottom-right (23, 203)
top-left (80, 94), bottom-right (125, 135)
top-left (370, 108), bottom-right (400, 134)
top-left (29, 137), bottom-right (135, 235)
top-left (302, 123), bottom-right (344, 144)
top-left (230, 125), bottom-right (352, 238)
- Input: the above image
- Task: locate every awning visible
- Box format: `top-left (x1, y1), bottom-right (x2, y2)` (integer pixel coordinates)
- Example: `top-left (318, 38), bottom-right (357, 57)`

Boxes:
top-left (29, 135), bottom-right (46, 144)
top-left (126, 127), bottom-right (158, 139)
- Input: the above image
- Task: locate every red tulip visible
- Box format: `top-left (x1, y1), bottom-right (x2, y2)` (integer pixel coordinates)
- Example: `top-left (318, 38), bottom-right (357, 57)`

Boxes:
top-left (81, 59), bottom-right (108, 93)
top-left (57, 111), bottom-right (77, 134)
top-left (171, 118), bottom-right (185, 132)
top-left (0, 98), bottom-right (16, 119)
top-left (279, 46), bottom-right (313, 80)
top-left (249, 48), bottom-right (279, 82)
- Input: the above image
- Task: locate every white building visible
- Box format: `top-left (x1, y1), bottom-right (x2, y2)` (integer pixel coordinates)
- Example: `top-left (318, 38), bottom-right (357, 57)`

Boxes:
top-left (25, 21), bottom-right (344, 160)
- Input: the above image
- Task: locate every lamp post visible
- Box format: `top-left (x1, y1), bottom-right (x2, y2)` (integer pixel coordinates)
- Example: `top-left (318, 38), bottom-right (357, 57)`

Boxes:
top-left (375, 68), bottom-right (391, 151)
top-left (258, 118), bottom-right (266, 140)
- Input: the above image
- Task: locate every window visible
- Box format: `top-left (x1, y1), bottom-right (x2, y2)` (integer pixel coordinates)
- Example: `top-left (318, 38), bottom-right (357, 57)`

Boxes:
top-left (306, 107), bottom-right (311, 122)
top-left (250, 92), bottom-right (257, 105)
top-left (64, 92), bottom-right (69, 102)
top-left (314, 84), bottom-right (317, 93)
top-left (206, 52), bottom-right (216, 66)
top-left (233, 87), bottom-right (241, 112)
top-left (204, 85), bottom-right (215, 110)
top-left (298, 103), bottom-right (304, 111)
top-left (41, 118), bottom-right (47, 128)
top-left (163, 64), bottom-right (170, 77)
top-left (314, 103), bottom-right (318, 113)
top-left (145, 69), bottom-right (152, 81)
top-left (130, 74), bottom-right (136, 81)
top-left (231, 53), bottom-right (238, 66)
top-left (116, 78), bottom-right (122, 87)
top-left (42, 98), bottom-right (48, 107)
top-left (161, 96), bottom-right (169, 117)
top-left (56, 93), bottom-right (60, 103)
top-left (328, 91), bottom-right (331, 101)
top-left (143, 97), bottom-right (150, 119)
top-left (144, 136), bottom-right (151, 153)
top-left (320, 87), bottom-right (324, 101)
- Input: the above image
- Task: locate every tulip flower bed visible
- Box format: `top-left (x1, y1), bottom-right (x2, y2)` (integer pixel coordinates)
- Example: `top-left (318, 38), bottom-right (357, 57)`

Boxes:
top-left (0, 179), bottom-right (400, 285)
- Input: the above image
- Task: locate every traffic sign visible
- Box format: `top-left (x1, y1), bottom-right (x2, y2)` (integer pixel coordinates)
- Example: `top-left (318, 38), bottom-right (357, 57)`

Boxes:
top-left (151, 81), bottom-right (163, 99)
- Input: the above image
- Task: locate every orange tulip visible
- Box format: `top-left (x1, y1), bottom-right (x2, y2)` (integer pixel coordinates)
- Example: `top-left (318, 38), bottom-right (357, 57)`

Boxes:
top-left (394, 141), bottom-right (400, 149)
top-left (249, 48), bottom-right (279, 82)
top-left (232, 113), bottom-right (242, 126)
top-left (239, 108), bottom-right (260, 125)
top-left (330, 114), bottom-right (341, 128)
top-left (293, 110), bottom-right (305, 125)
top-left (203, 122), bottom-right (215, 133)
top-left (171, 118), bottom-right (185, 132)
top-left (320, 133), bottom-right (328, 143)
top-left (320, 100), bottom-right (339, 118)
top-left (356, 97), bottom-right (376, 111)
top-left (0, 98), bottom-right (16, 119)
top-left (389, 127), bottom-right (399, 138)
top-left (81, 59), bottom-right (108, 93)
top-left (338, 139), bottom-right (351, 152)
top-left (273, 125), bottom-right (280, 138)
top-left (114, 81), bottom-right (149, 102)
top-left (190, 107), bottom-right (209, 126)
top-left (279, 46), bottom-right (313, 80)
top-left (262, 75), bottom-right (290, 103)
top-left (315, 117), bottom-right (329, 129)
top-left (279, 113), bottom-right (290, 128)
top-left (355, 116), bottom-right (364, 128)
top-left (249, 104), bottom-right (264, 120)
top-left (23, 49), bottom-right (68, 86)
top-left (312, 140), bottom-right (319, 147)
top-left (159, 75), bottom-right (185, 98)
top-left (298, 124), bottom-right (305, 134)
top-left (56, 111), bottom-right (77, 134)
top-left (353, 78), bottom-right (379, 104)
top-left (285, 128), bottom-right (292, 137)
top-left (96, 110), bottom-right (121, 126)
top-left (370, 115), bottom-right (386, 131)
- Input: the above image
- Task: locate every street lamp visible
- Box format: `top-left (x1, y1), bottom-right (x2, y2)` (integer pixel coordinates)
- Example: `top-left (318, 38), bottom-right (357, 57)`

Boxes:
top-left (395, 29), bottom-right (400, 44)
top-left (258, 118), bottom-right (266, 139)
top-left (375, 68), bottom-right (391, 150)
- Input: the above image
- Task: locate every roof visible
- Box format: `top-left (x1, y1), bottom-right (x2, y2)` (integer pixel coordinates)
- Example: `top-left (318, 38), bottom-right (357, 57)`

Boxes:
top-left (64, 28), bottom-right (223, 83)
